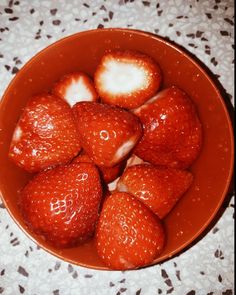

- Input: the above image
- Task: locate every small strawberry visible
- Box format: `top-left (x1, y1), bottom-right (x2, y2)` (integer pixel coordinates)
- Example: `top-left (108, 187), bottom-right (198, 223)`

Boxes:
top-left (20, 162), bottom-right (102, 248)
top-left (94, 50), bottom-right (162, 109)
top-left (96, 192), bottom-right (165, 270)
top-left (73, 102), bottom-right (142, 167)
top-left (72, 151), bottom-right (126, 184)
top-left (117, 164), bottom-right (193, 219)
top-left (9, 94), bottom-right (81, 172)
top-left (52, 72), bottom-right (99, 107)
top-left (134, 86), bottom-right (202, 169)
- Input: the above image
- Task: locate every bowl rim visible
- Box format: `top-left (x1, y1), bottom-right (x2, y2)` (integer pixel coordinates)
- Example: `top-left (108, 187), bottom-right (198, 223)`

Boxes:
top-left (0, 28), bottom-right (234, 271)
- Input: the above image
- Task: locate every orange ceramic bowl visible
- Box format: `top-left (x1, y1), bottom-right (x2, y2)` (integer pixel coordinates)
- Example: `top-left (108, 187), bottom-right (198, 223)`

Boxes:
top-left (0, 29), bottom-right (234, 270)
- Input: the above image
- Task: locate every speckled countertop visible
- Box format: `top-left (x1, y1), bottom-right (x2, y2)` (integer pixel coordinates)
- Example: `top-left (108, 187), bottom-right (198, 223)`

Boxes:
top-left (0, 1), bottom-right (234, 294)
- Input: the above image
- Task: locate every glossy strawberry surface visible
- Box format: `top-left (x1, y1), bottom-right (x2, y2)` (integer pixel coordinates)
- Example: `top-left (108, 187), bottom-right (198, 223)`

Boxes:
top-left (20, 162), bottom-right (102, 248)
top-left (9, 94), bottom-right (81, 172)
top-left (96, 192), bottom-right (165, 270)
top-left (73, 102), bottom-right (142, 167)
top-left (117, 164), bottom-right (193, 219)
top-left (134, 86), bottom-right (202, 169)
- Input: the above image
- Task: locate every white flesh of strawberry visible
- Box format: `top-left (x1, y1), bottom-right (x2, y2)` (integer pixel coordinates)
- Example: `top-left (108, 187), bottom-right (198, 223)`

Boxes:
top-left (118, 256), bottom-right (135, 269)
top-left (133, 88), bottom-right (169, 115)
top-left (126, 154), bottom-right (144, 167)
top-left (64, 77), bottom-right (94, 107)
top-left (108, 177), bottom-right (119, 191)
top-left (100, 60), bottom-right (148, 94)
top-left (108, 154), bottom-right (144, 192)
top-left (113, 137), bottom-right (136, 164)
top-left (116, 181), bottom-right (128, 192)
top-left (13, 126), bottom-right (22, 141)
top-left (9, 126), bottom-right (23, 157)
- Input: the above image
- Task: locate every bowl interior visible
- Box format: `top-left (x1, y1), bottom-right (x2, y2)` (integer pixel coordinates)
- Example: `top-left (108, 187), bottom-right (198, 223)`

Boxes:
top-left (0, 29), bottom-right (234, 270)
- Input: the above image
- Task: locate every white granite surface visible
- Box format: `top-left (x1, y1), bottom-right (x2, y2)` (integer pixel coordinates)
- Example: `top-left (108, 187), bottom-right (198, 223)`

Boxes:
top-left (0, 0), bottom-right (234, 294)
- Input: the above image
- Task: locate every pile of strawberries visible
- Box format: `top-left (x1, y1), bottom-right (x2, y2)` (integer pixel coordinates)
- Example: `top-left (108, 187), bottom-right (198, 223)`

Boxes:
top-left (9, 50), bottom-right (202, 270)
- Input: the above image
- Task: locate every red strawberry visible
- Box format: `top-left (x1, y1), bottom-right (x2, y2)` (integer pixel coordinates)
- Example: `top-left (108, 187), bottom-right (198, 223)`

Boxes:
top-left (52, 72), bottom-right (98, 107)
top-left (72, 151), bottom-right (93, 164)
top-left (72, 151), bottom-right (126, 183)
top-left (20, 162), bottom-right (102, 248)
top-left (133, 86), bottom-right (202, 169)
top-left (117, 164), bottom-right (193, 219)
top-left (9, 94), bottom-right (81, 172)
top-left (94, 50), bottom-right (162, 109)
top-left (72, 102), bottom-right (142, 167)
top-left (95, 192), bottom-right (165, 270)
top-left (100, 163), bottom-right (126, 184)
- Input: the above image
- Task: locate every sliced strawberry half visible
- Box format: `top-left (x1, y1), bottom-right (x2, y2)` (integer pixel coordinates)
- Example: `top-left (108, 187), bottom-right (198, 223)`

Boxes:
top-left (95, 192), bottom-right (165, 270)
top-left (134, 86), bottom-right (202, 169)
top-left (9, 94), bottom-right (81, 172)
top-left (20, 162), bottom-right (102, 248)
top-left (117, 164), bottom-right (193, 219)
top-left (52, 72), bottom-right (98, 107)
top-left (94, 50), bottom-right (162, 109)
top-left (72, 151), bottom-right (126, 183)
top-left (72, 102), bottom-right (142, 167)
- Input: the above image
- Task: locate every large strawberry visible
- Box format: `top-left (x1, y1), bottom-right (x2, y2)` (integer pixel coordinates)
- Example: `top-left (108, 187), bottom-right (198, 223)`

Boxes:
top-left (94, 50), bottom-right (162, 109)
top-left (117, 164), bottom-right (193, 219)
top-left (134, 86), bottom-right (202, 169)
top-left (73, 102), bottom-right (142, 167)
top-left (9, 94), bottom-right (81, 172)
top-left (72, 151), bottom-right (126, 184)
top-left (95, 192), bottom-right (165, 270)
top-left (52, 72), bottom-right (98, 107)
top-left (20, 162), bottom-right (102, 248)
